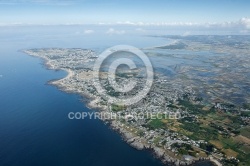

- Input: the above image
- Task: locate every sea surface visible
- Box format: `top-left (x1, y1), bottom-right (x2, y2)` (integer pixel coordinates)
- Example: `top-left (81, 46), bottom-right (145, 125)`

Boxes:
top-left (0, 25), bottom-right (213, 166)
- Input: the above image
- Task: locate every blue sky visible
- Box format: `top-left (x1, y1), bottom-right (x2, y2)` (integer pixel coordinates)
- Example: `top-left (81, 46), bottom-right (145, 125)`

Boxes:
top-left (0, 0), bottom-right (250, 25)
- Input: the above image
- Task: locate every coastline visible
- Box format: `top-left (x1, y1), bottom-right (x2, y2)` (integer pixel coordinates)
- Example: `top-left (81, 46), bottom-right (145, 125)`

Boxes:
top-left (56, 70), bottom-right (219, 166)
top-left (23, 49), bottom-right (221, 166)
top-left (109, 120), bottom-right (217, 166)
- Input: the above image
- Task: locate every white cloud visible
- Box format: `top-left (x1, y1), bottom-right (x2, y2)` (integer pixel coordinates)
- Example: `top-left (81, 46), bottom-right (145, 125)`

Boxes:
top-left (101, 21), bottom-right (200, 26)
top-left (98, 18), bottom-right (250, 30)
top-left (240, 17), bottom-right (250, 29)
top-left (116, 21), bottom-right (135, 25)
top-left (106, 28), bottom-right (125, 35)
top-left (182, 31), bottom-right (191, 36)
top-left (84, 29), bottom-right (94, 34)
top-left (135, 28), bottom-right (146, 32)
top-left (1, 17), bottom-right (250, 34)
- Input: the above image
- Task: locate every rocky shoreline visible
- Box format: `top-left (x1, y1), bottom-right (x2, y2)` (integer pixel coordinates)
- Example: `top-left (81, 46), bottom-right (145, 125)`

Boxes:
top-left (109, 120), bottom-right (217, 166)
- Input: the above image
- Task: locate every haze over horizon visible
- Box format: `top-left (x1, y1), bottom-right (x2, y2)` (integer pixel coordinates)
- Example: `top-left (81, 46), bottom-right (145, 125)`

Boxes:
top-left (0, 0), bottom-right (250, 34)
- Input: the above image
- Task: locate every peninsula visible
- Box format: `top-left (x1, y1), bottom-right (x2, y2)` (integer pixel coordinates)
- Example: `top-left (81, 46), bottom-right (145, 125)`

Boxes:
top-left (24, 35), bottom-right (250, 166)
